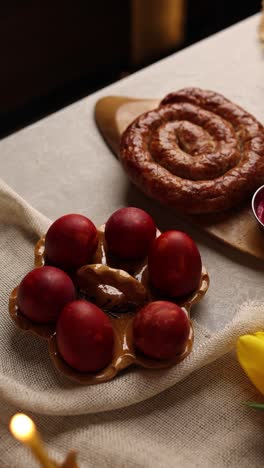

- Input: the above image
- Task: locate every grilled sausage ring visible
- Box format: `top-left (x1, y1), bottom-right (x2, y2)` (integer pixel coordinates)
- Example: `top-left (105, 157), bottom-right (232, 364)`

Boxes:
top-left (120, 88), bottom-right (264, 214)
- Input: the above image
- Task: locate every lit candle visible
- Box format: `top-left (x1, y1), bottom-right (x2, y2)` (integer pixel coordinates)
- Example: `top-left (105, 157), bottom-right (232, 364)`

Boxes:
top-left (9, 413), bottom-right (56, 468)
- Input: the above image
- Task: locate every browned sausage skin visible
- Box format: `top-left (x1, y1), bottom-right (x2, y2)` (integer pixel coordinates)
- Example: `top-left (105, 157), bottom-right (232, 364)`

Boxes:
top-left (120, 88), bottom-right (264, 214)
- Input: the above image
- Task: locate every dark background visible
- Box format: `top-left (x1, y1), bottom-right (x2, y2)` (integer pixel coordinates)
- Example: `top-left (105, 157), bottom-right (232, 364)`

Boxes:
top-left (0, 0), bottom-right (261, 138)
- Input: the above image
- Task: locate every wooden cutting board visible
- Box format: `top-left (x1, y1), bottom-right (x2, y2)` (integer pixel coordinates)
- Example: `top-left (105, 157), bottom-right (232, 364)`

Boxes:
top-left (95, 96), bottom-right (264, 260)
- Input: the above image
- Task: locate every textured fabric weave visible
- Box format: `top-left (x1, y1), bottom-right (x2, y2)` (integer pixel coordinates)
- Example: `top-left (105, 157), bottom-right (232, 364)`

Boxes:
top-left (1, 178), bottom-right (264, 467)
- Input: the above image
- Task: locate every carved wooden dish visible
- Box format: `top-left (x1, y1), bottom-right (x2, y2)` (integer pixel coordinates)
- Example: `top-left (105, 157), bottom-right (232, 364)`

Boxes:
top-left (94, 95), bottom-right (264, 260)
top-left (9, 226), bottom-right (209, 385)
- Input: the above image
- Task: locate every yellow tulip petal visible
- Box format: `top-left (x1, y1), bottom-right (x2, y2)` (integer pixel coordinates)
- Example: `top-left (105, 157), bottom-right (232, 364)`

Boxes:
top-left (254, 331), bottom-right (264, 339)
top-left (237, 334), bottom-right (264, 395)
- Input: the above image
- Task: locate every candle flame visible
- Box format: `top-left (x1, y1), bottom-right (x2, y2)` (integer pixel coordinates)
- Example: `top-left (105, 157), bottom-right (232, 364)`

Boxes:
top-left (10, 414), bottom-right (36, 442)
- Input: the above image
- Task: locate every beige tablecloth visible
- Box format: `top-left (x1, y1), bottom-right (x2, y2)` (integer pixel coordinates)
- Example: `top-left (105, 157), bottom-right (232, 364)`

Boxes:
top-left (1, 177), bottom-right (264, 468)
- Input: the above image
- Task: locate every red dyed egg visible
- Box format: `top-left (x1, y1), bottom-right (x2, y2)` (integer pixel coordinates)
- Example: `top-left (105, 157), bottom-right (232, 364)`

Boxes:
top-left (17, 266), bottom-right (76, 323)
top-left (133, 301), bottom-right (190, 359)
top-left (56, 300), bottom-right (114, 373)
top-left (45, 214), bottom-right (98, 270)
top-left (148, 230), bottom-right (202, 297)
top-left (105, 207), bottom-right (156, 260)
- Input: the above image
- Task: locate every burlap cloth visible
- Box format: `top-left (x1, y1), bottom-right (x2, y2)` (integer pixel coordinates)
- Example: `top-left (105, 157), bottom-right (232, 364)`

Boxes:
top-left (1, 177), bottom-right (264, 467)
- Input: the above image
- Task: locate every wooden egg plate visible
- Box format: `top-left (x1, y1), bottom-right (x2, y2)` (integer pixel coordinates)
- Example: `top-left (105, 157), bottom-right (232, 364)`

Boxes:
top-left (94, 95), bottom-right (264, 261)
top-left (9, 226), bottom-right (209, 385)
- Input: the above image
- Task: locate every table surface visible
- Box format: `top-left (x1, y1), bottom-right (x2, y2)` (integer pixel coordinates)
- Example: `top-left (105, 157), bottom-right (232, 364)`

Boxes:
top-left (1, 14), bottom-right (263, 331)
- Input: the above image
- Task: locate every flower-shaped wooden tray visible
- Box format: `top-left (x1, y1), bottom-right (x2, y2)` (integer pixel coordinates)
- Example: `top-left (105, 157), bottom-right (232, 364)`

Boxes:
top-left (94, 95), bottom-right (264, 261)
top-left (9, 226), bottom-right (209, 385)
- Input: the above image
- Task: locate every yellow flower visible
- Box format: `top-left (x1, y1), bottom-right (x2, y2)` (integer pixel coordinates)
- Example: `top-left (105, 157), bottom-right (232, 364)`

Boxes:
top-left (237, 332), bottom-right (264, 395)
